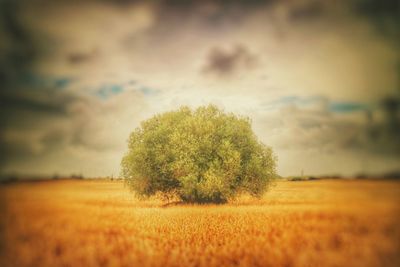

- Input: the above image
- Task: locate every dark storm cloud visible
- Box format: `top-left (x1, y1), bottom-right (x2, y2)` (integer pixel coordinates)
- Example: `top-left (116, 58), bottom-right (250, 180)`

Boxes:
top-left (0, 89), bottom-right (73, 115)
top-left (288, 1), bottom-right (325, 22)
top-left (149, 0), bottom-right (275, 10)
top-left (353, 0), bottom-right (400, 40)
top-left (203, 44), bottom-right (257, 77)
top-left (364, 94), bottom-right (400, 155)
top-left (0, 90), bottom-right (120, 169)
top-left (0, 83), bottom-right (147, 172)
top-left (0, 0), bottom-right (40, 86)
top-left (344, 111), bottom-right (400, 156)
top-left (0, 88), bottom-right (82, 165)
top-left (0, 126), bottom-right (69, 164)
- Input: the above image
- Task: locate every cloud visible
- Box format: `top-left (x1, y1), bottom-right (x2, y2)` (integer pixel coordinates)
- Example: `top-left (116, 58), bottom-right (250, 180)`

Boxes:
top-left (360, 94), bottom-right (400, 155)
top-left (353, 0), bottom-right (399, 40)
top-left (0, 88), bottom-right (81, 166)
top-left (68, 48), bottom-right (99, 64)
top-left (0, 88), bottom-right (77, 116)
top-left (0, 85), bottom-right (149, 176)
top-left (252, 97), bottom-right (400, 175)
top-left (0, 1), bottom-right (41, 87)
top-left (288, 0), bottom-right (325, 22)
top-left (257, 106), bottom-right (356, 151)
top-left (1, 0), bottom-right (399, 177)
top-left (256, 95), bottom-right (400, 157)
top-left (203, 44), bottom-right (258, 77)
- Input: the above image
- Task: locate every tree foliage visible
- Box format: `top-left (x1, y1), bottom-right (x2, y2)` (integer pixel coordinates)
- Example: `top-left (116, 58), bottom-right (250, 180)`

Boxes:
top-left (121, 105), bottom-right (276, 203)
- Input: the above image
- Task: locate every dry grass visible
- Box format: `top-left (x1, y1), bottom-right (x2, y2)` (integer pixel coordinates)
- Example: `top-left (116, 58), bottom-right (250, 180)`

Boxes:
top-left (1, 179), bottom-right (399, 267)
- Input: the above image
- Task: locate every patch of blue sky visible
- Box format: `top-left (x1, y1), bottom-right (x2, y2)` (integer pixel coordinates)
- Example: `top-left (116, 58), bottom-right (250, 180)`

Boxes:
top-left (278, 95), bottom-right (299, 104)
top-left (263, 95), bottom-right (369, 113)
top-left (54, 78), bottom-right (71, 89)
top-left (93, 82), bottom-right (159, 100)
top-left (262, 95), bottom-right (326, 110)
top-left (138, 86), bottom-right (159, 96)
top-left (328, 102), bottom-right (370, 113)
top-left (95, 84), bottom-right (124, 100)
top-left (18, 72), bottom-right (73, 90)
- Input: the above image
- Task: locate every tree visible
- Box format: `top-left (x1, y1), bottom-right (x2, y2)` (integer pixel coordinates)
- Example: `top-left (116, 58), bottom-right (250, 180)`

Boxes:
top-left (121, 105), bottom-right (277, 203)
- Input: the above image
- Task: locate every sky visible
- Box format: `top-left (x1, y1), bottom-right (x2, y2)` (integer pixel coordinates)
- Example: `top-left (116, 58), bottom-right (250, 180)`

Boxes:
top-left (0, 0), bottom-right (399, 178)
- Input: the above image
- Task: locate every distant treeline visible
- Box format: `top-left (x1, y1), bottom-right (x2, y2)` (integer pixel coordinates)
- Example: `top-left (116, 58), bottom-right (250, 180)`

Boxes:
top-left (2, 172), bottom-right (400, 184)
top-left (0, 174), bottom-right (85, 184)
top-left (286, 172), bottom-right (400, 181)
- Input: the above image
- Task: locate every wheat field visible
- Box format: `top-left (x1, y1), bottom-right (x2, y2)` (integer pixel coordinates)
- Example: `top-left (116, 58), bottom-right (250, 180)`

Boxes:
top-left (1, 179), bottom-right (399, 267)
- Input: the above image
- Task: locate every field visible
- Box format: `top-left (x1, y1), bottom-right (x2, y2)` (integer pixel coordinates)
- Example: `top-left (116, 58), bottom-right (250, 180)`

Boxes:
top-left (1, 179), bottom-right (399, 267)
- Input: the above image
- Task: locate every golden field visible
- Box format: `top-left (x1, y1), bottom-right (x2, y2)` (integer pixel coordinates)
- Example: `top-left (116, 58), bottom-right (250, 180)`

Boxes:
top-left (1, 179), bottom-right (399, 267)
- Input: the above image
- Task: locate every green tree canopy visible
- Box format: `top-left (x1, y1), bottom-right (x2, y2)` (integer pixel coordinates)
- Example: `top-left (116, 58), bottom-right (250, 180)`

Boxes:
top-left (121, 105), bottom-right (276, 203)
